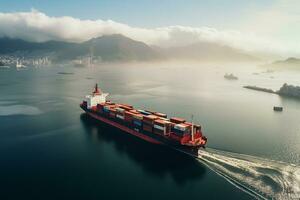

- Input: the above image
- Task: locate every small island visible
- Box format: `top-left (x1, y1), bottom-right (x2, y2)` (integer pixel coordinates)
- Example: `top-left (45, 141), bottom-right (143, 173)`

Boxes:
top-left (263, 57), bottom-right (300, 69)
top-left (244, 83), bottom-right (300, 99)
top-left (277, 83), bottom-right (300, 98)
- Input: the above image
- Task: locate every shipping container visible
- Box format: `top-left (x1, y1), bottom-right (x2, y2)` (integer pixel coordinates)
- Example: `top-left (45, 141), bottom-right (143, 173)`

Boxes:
top-left (171, 128), bottom-right (185, 136)
top-left (119, 104), bottom-right (133, 108)
top-left (137, 110), bottom-right (151, 115)
top-left (103, 107), bottom-right (110, 113)
top-left (154, 128), bottom-right (164, 135)
top-left (133, 119), bottom-right (142, 126)
top-left (183, 122), bottom-right (201, 131)
top-left (170, 117), bottom-right (186, 124)
top-left (129, 109), bottom-right (140, 114)
top-left (154, 124), bottom-right (164, 131)
top-left (154, 119), bottom-right (169, 126)
top-left (153, 112), bottom-right (167, 118)
top-left (124, 111), bottom-right (134, 123)
top-left (174, 123), bottom-right (190, 131)
top-left (184, 122), bottom-right (192, 126)
top-left (153, 119), bottom-right (172, 135)
top-left (118, 106), bottom-right (132, 111)
top-left (109, 112), bottom-right (116, 118)
top-left (143, 124), bottom-right (153, 132)
top-left (116, 107), bottom-right (125, 113)
top-left (132, 113), bottom-right (143, 120)
top-left (116, 114), bottom-right (125, 120)
top-left (143, 115), bottom-right (158, 124)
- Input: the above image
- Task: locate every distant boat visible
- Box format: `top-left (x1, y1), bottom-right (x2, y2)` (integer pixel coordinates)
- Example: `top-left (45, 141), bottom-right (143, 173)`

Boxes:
top-left (224, 73), bottom-right (238, 80)
top-left (16, 60), bottom-right (27, 69)
top-left (273, 106), bottom-right (283, 112)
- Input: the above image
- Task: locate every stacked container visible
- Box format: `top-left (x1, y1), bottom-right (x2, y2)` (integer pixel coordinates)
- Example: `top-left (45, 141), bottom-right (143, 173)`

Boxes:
top-left (124, 111), bottom-right (134, 124)
top-left (96, 102), bottom-right (106, 113)
top-left (118, 104), bottom-right (132, 111)
top-left (153, 112), bottom-right (167, 118)
top-left (103, 105), bottom-right (114, 114)
top-left (132, 113), bottom-right (143, 131)
top-left (116, 107), bottom-right (125, 120)
top-left (153, 119), bottom-right (171, 135)
top-left (170, 117), bottom-right (186, 124)
top-left (109, 108), bottom-right (116, 119)
top-left (138, 110), bottom-right (151, 116)
top-left (171, 123), bottom-right (191, 136)
top-left (142, 115), bottom-right (158, 133)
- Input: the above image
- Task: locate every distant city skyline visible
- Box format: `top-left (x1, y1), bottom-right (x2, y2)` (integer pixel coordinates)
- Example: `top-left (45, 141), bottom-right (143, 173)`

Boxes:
top-left (0, 0), bottom-right (299, 56)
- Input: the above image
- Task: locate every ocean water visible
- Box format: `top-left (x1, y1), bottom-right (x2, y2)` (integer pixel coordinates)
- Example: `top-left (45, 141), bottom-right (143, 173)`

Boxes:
top-left (0, 63), bottom-right (299, 199)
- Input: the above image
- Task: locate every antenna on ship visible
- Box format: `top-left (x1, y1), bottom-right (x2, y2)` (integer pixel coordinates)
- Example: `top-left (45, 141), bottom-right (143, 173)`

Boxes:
top-left (191, 114), bottom-right (194, 142)
top-left (93, 83), bottom-right (100, 95)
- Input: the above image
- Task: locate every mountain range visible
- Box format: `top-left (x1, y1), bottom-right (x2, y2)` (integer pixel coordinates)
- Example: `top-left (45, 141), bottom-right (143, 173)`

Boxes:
top-left (0, 34), bottom-right (259, 63)
top-left (260, 57), bottom-right (300, 69)
top-left (272, 57), bottom-right (300, 66)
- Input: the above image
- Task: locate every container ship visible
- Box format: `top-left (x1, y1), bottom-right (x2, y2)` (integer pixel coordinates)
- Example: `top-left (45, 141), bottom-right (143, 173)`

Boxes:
top-left (80, 84), bottom-right (207, 156)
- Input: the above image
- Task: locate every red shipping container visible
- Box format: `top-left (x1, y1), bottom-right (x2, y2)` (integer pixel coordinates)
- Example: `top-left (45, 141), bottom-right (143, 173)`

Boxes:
top-left (143, 124), bottom-right (153, 132)
top-left (170, 117), bottom-right (186, 124)
top-left (154, 112), bottom-right (167, 118)
top-left (109, 112), bottom-right (116, 118)
top-left (129, 109), bottom-right (140, 114)
top-left (124, 111), bottom-right (134, 123)
top-left (118, 105), bottom-right (132, 111)
top-left (119, 103), bottom-right (133, 108)
top-left (143, 115), bottom-right (158, 124)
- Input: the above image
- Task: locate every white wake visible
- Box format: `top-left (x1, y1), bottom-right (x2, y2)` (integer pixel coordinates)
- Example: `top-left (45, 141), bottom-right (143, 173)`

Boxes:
top-left (197, 148), bottom-right (300, 199)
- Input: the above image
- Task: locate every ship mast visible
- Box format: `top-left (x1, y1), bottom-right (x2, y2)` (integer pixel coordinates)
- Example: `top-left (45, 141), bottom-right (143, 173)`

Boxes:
top-left (93, 83), bottom-right (100, 95)
top-left (191, 114), bottom-right (194, 142)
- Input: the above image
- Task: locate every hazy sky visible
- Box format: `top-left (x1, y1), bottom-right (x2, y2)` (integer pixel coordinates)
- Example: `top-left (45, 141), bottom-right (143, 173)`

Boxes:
top-left (0, 0), bottom-right (299, 56)
top-left (0, 0), bottom-right (274, 27)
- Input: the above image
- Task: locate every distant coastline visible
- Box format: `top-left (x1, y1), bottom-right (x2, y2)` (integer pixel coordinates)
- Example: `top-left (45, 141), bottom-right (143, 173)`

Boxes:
top-left (244, 84), bottom-right (300, 99)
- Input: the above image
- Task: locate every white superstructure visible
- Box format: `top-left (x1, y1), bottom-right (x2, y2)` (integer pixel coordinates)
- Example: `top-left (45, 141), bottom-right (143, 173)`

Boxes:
top-left (85, 84), bottom-right (109, 108)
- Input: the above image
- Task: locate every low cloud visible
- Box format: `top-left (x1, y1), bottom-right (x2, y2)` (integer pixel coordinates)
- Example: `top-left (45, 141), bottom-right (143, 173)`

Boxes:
top-left (0, 9), bottom-right (297, 56)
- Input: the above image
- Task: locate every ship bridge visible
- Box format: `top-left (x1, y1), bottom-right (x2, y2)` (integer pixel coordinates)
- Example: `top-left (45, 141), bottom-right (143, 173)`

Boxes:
top-left (85, 84), bottom-right (109, 108)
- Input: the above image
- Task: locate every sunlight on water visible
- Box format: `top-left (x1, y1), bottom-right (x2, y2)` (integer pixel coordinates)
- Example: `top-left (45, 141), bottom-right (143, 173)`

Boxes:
top-left (198, 148), bottom-right (300, 199)
top-left (0, 104), bottom-right (42, 116)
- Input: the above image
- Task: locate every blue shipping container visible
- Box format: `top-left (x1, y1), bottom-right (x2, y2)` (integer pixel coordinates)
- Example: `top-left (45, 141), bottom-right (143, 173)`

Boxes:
top-left (133, 120), bottom-right (142, 126)
top-left (171, 128), bottom-right (185, 136)
top-left (137, 110), bottom-right (151, 115)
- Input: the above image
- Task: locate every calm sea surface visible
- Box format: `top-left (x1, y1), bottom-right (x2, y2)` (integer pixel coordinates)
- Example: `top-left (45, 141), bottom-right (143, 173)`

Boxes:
top-left (0, 63), bottom-right (299, 199)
